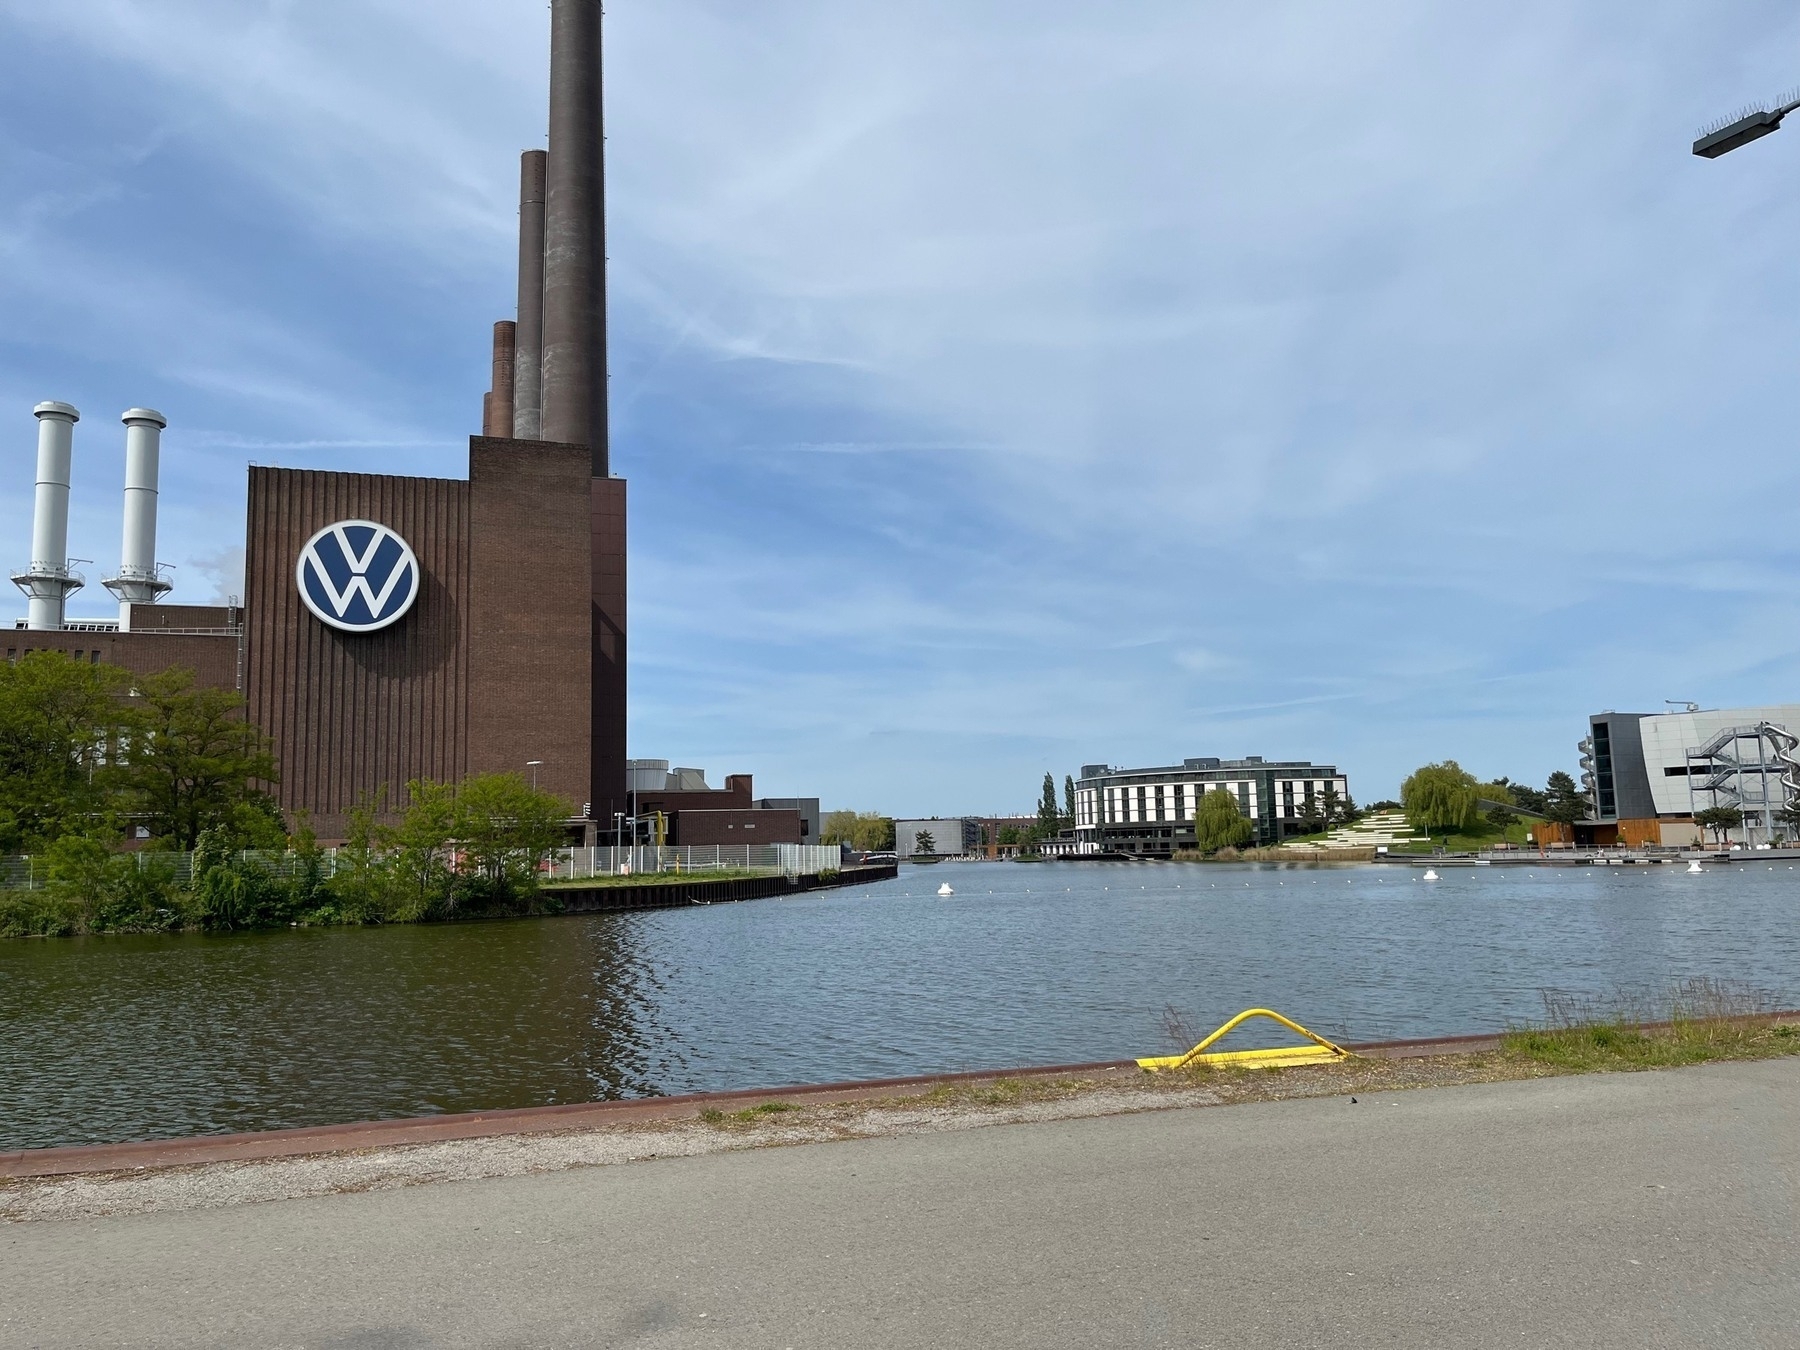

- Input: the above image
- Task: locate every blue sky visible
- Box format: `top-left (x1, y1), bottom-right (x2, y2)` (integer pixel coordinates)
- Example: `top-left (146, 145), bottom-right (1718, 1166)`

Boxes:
top-left (4, 1), bottom-right (1800, 815)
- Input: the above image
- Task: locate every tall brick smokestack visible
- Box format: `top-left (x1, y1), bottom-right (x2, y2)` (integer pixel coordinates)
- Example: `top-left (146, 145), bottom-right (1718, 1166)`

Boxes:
top-left (512, 149), bottom-right (548, 439)
top-left (540, 0), bottom-right (608, 475)
top-left (484, 320), bottom-right (516, 435)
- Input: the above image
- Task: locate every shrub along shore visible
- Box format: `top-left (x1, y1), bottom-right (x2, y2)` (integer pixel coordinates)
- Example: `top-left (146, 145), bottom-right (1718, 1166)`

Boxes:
top-left (0, 650), bottom-right (597, 940)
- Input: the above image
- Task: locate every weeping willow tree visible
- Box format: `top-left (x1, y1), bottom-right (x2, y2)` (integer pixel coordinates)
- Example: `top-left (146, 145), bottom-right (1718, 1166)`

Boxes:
top-left (1193, 787), bottom-right (1255, 853)
top-left (1401, 761), bottom-right (1481, 837)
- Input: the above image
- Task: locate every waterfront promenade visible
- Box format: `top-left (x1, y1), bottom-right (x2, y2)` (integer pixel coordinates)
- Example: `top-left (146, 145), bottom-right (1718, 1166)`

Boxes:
top-left (5, 1058), bottom-right (1794, 1347)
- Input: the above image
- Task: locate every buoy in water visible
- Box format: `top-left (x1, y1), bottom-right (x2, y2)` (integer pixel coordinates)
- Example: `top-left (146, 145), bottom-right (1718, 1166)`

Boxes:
top-left (1423, 869), bottom-right (1440, 881)
top-left (1686, 860), bottom-right (1703, 874)
top-left (937, 882), bottom-right (954, 896)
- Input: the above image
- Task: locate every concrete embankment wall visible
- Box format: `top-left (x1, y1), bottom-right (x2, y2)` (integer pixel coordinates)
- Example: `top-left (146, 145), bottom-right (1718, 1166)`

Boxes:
top-left (549, 863), bottom-right (897, 914)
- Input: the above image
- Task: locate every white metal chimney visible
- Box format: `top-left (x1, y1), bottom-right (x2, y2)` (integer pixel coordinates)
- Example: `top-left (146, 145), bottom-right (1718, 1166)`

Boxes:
top-left (11, 401), bottom-right (85, 631)
top-left (103, 407), bottom-right (171, 627)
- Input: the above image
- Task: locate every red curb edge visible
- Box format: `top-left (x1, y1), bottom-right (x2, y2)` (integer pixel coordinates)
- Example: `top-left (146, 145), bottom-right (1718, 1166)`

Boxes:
top-left (7, 1013), bottom-right (1795, 1180)
top-left (0, 1059), bottom-right (1139, 1180)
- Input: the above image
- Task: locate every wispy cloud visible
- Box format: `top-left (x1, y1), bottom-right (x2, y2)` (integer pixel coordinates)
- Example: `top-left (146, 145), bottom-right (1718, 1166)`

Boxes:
top-left (6, 0), bottom-right (1800, 809)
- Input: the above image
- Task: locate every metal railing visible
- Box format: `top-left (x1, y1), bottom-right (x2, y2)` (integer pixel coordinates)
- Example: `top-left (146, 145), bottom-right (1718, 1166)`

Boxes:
top-left (2, 843), bottom-right (849, 892)
top-left (2, 849), bottom-right (284, 890)
top-left (546, 844), bottom-right (842, 881)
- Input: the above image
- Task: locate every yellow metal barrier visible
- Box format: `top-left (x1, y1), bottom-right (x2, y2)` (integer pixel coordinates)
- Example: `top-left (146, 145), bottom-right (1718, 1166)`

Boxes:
top-left (1138, 1007), bottom-right (1350, 1071)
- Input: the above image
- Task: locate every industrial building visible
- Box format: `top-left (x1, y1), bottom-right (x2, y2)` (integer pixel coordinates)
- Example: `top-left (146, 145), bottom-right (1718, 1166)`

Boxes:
top-left (1579, 705), bottom-right (1800, 846)
top-left (1074, 757), bottom-right (1350, 855)
top-left (621, 761), bottom-right (817, 846)
top-left (8, 2), bottom-right (630, 842)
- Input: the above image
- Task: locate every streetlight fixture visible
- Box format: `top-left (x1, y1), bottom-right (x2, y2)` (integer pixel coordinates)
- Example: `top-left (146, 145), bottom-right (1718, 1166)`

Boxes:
top-left (1693, 93), bottom-right (1800, 158)
top-left (526, 759), bottom-right (543, 789)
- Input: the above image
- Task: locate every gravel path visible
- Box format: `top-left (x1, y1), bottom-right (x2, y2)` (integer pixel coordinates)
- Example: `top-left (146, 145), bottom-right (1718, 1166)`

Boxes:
top-left (0, 1050), bottom-right (1547, 1224)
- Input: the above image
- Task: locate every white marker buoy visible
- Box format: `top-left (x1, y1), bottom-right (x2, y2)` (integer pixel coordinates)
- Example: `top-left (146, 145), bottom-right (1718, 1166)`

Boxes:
top-left (1686, 860), bottom-right (1703, 874)
top-left (1423, 869), bottom-right (1440, 881)
top-left (937, 882), bottom-right (954, 896)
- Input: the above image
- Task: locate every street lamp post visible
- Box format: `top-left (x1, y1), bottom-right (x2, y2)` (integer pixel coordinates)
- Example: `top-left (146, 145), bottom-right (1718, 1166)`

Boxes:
top-left (526, 759), bottom-right (543, 789)
top-left (1693, 94), bottom-right (1800, 158)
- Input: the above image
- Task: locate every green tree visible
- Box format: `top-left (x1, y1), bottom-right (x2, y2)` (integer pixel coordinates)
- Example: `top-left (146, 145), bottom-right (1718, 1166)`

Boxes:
top-left (0, 651), bottom-right (133, 853)
top-left (1320, 783), bottom-right (1344, 828)
top-left (325, 803), bottom-right (397, 923)
top-left (1193, 788), bottom-right (1254, 853)
top-left (451, 772), bottom-right (569, 907)
top-left (122, 668), bottom-right (280, 850)
top-left (387, 780), bottom-right (457, 917)
top-left (1542, 771), bottom-right (1588, 826)
top-left (1485, 803), bottom-right (1519, 832)
top-left (1693, 804), bottom-right (1744, 845)
top-left (914, 829), bottom-right (937, 855)
top-left (1063, 775), bottom-right (1076, 824)
top-left (1401, 761), bottom-right (1481, 838)
top-left (1298, 796), bottom-right (1326, 835)
top-left (1506, 780), bottom-right (1550, 815)
top-left (822, 810), bottom-right (894, 851)
top-left (1036, 772), bottom-right (1060, 836)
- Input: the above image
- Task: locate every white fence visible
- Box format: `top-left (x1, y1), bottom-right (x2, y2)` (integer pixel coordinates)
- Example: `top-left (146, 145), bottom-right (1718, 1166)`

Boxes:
top-left (547, 844), bottom-right (842, 881)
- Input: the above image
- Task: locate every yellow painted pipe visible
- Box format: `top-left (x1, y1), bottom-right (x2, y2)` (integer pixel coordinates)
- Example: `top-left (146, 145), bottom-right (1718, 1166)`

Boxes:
top-left (1138, 1007), bottom-right (1350, 1072)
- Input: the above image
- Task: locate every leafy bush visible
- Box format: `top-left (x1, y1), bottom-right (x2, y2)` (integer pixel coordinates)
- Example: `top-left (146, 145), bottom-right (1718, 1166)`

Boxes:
top-left (191, 828), bottom-right (292, 930)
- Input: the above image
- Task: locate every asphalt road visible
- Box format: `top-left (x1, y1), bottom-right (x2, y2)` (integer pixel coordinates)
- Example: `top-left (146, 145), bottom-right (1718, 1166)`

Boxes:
top-left (5, 1059), bottom-right (1797, 1349)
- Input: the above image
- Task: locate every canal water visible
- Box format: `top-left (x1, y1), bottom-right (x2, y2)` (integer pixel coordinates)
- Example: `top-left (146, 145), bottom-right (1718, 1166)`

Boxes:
top-left (4, 861), bottom-right (1798, 1150)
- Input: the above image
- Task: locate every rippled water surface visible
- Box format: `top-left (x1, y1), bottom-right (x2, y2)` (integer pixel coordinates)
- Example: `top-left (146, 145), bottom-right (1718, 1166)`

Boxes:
top-left (4, 860), bottom-right (1798, 1149)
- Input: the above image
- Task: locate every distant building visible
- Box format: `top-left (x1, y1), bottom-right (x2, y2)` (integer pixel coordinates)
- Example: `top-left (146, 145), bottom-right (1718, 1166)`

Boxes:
top-left (624, 760), bottom-right (804, 846)
top-left (1075, 756), bottom-right (1349, 856)
top-left (757, 797), bottom-right (821, 843)
top-left (970, 815), bottom-right (1042, 857)
top-left (894, 818), bottom-right (981, 859)
top-left (1580, 705), bottom-right (1800, 847)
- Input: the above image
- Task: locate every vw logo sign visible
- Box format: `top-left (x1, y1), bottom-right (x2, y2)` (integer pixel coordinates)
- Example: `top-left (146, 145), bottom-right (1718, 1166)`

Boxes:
top-left (295, 520), bottom-right (420, 633)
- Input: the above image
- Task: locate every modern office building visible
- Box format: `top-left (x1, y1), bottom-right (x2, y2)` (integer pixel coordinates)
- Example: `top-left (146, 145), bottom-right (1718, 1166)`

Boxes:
top-left (1580, 704), bottom-right (1800, 846)
top-left (1074, 756), bottom-right (1349, 855)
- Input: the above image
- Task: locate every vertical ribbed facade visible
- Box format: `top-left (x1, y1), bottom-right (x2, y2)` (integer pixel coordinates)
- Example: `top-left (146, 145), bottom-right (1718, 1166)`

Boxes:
top-left (590, 477), bottom-right (627, 828)
top-left (244, 467), bottom-right (472, 831)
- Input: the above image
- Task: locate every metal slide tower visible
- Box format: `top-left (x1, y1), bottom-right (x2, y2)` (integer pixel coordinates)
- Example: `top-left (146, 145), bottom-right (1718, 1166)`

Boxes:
top-left (1685, 723), bottom-right (1800, 842)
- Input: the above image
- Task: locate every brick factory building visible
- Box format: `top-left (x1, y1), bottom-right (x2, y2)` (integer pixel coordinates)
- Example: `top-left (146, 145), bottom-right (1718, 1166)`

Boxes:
top-left (9, 3), bottom-right (629, 843)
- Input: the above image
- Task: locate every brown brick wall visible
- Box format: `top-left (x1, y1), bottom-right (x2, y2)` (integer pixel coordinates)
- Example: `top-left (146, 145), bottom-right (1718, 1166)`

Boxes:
top-left (635, 780), bottom-right (755, 817)
top-left (244, 465), bottom-right (473, 836)
top-left (467, 437), bottom-right (593, 815)
top-left (3, 628), bottom-right (240, 690)
top-left (122, 604), bottom-right (239, 632)
top-left (672, 809), bottom-right (802, 846)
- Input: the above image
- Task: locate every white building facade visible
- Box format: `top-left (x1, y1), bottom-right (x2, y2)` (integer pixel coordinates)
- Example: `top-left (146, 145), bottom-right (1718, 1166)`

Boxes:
top-left (1583, 704), bottom-right (1800, 845)
top-left (1074, 756), bottom-right (1349, 856)
top-left (893, 818), bottom-right (981, 859)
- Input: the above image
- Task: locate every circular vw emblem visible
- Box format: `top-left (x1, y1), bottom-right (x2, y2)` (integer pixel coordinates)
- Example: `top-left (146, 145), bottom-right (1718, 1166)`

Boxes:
top-left (295, 519), bottom-right (421, 633)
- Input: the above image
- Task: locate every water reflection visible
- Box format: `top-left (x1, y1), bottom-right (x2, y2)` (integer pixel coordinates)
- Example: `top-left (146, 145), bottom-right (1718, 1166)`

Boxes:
top-left (2, 861), bottom-right (1797, 1150)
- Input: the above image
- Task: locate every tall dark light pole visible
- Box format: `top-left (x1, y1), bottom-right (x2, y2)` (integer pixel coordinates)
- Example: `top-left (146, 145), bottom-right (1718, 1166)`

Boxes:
top-left (1693, 94), bottom-right (1800, 158)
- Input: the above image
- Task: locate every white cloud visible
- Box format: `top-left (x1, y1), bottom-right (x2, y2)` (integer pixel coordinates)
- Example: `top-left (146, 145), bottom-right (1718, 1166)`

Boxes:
top-left (8, 0), bottom-right (1800, 806)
